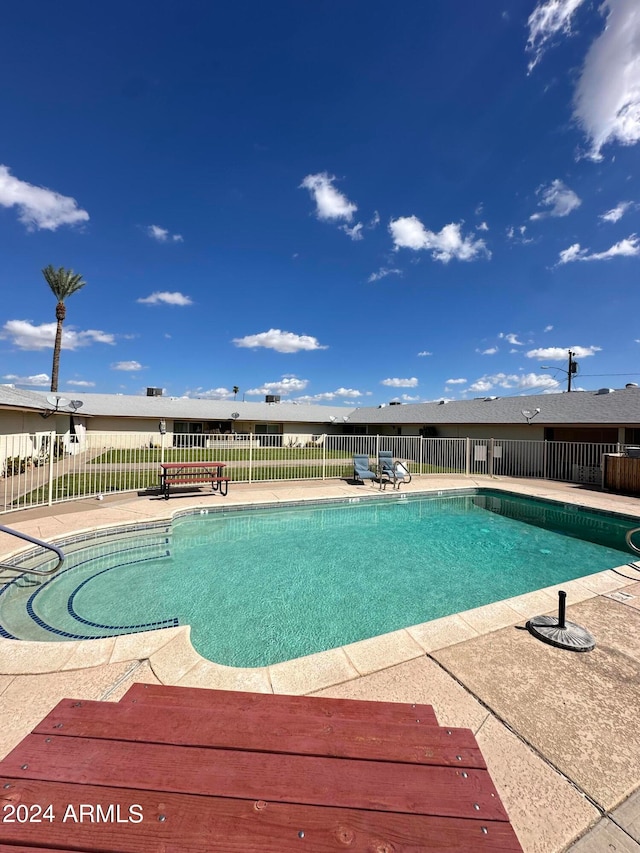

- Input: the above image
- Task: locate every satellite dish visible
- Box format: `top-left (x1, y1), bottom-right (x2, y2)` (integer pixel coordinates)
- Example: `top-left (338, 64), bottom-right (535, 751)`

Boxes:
top-left (69, 400), bottom-right (84, 411)
top-left (230, 412), bottom-right (239, 419)
top-left (521, 408), bottom-right (540, 424)
top-left (46, 395), bottom-right (70, 409)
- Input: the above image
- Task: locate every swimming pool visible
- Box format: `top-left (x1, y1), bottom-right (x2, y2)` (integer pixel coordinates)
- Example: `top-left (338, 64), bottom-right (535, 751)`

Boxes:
top-left (1, 489), bottom-right (638, 667)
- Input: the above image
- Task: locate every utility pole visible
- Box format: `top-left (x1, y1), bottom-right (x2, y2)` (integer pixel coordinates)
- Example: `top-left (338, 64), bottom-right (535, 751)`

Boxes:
top-left (567, 350), bottom-right (577, 392)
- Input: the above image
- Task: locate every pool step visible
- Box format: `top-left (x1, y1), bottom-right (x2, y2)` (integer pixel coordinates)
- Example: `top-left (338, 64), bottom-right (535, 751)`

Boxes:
top-left (0, 531), bottom-right (175, 641)
top-left (2, 527), bottom-right (172, 577)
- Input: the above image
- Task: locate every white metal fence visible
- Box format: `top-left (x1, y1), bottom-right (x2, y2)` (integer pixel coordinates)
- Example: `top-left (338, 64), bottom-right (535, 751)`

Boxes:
top-left (0, 431), bottom-right (623, 514)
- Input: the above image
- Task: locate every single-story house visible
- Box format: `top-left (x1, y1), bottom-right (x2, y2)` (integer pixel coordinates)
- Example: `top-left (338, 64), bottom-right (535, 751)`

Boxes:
top-left (1, 384), bottom-right (639, 450)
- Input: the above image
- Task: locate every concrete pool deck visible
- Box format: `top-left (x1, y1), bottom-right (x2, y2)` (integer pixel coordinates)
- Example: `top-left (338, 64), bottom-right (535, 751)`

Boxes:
top-left (1, 474), bottom-right (639, 852)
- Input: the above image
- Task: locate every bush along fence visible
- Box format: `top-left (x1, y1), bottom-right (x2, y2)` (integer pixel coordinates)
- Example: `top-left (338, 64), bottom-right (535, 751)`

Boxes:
top-left (0, 430), bottom-right (622, 514)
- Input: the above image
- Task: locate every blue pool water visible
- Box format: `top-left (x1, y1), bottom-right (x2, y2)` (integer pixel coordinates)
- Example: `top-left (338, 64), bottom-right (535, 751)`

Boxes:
top-left (1, 490), bottom-right (637, 667)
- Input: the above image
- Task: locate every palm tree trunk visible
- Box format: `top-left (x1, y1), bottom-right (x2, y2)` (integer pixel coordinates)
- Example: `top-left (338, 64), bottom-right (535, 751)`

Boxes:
top-left (51, 317), bottom-right (64, 392)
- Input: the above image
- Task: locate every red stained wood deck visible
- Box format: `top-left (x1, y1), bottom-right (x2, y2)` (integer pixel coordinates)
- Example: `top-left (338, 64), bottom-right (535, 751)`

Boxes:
top-left (0, 684), bottom-right (524, 852)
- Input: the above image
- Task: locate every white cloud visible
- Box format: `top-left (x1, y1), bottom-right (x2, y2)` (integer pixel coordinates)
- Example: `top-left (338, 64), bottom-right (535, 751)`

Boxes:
top-left (600, 201), bottom-right (633, 223)
top-left (66, 379), bottom-right (96, 387)
top-left (3, 372), bottom-right (49, 386)
top-left (469, 372), bottom-right (560, 392)
top-left (147, 224), bottom-right (183, 243)
top-left (300, 172), bottom-right (357, 221)
top-left (298, 387), bottom-right (364, 402)
top-left (186, 387), bottom-right (233, 400)
top-left (526, 0), bottom-right (587, 71)
top-left (381, 377), bottom-right (418, 387)
top-left (477, 346), bottom-right (499, 355)
top-left (476, 221), bottom-right (489, 231)
top-left (137, 291), bottom-right (193, 306)
top-left (573, 0), bottom-right (640, 160)
top-left (246, 376), bottom-right (309, 396)
top-left (0, 164), bottom-right (89, 231)
top-left (526, 345), bottom-right (602, 359)
top-left (468, 378), bottom-right (493, 393)
top-left (340, 222), bottom-right (364, 241)
top-left (232, 329), bottom-right (328, 353)
top-left (558, 235), bottom-right (640, 263)
top-left (1, 320), bottom-right (114, 351)
top-left (389, 216), bottom-right (490, 263)
top-left (417, 350), bottom-right (432, 357)
top-left (506, 224), bottom-right (535, 244)
top-left (111, 361), bottom-right (144, 371)
top-left (368, 267), bottom-right (402, 283)
top-left (530, 179), bottom-right (581, 220)
top-left (544, 324), bottom-right (554, 332)
top-left (445, 378), bottom-right (467, 385)
top-left (498, 332), bottom-right (524, 345)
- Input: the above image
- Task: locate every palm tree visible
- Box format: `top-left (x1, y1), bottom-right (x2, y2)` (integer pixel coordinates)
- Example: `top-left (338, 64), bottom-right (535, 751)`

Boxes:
top-left (232, 386), bottom-right (239, 400)
top-left (42, 265), bottom-right (87, 392)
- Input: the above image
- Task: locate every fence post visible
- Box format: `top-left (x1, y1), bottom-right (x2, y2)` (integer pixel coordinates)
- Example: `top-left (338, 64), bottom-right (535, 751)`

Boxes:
top-left (489, 438), bottom-right (495, 477)
top-left (249, 430), bottom-right (253, 484)
top-left (322, 436), bottom-right (326, 481)
top-left (47, 430), bottom-right (56, 506)
top-left (465, 437), bottom-right (471, 477)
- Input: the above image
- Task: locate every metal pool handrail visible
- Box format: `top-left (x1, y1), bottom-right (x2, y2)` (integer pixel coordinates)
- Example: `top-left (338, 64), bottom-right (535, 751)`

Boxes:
top-left (0, 524), bottom-right (65, 576)
top-left (625, 527), bottom-right (640, 557)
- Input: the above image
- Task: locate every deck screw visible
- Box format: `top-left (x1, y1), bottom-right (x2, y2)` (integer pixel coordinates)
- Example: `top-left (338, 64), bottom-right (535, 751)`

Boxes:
top-left (3, 783), bottom-right (11, 789)
top-left (473, 803), bottom-right (480, 811)
top-left (447, 730), bottom-right (452, 735)
top-left (45, 738), bottom-right (51, 743)
top-left (298, 830), bottom-right (305, 838)
top-left (456, 755), bottom-right (462, 761)
top-left (416, 718), bottom-right (420, 723)
top-left (53, 723), bottom-right (63, 729)
top-left (20, 764), bottom-right (28, 770)
top-left (461, 771), bottom-right (468, 778)
top-left (481, 827), bottom-right (488, 834)
top-left (158, 814), bottom-right (166, 822)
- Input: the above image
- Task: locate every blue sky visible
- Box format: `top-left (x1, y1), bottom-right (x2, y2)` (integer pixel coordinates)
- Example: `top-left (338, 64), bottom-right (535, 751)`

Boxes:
top-left (1, 0), bottom-right (639, 407)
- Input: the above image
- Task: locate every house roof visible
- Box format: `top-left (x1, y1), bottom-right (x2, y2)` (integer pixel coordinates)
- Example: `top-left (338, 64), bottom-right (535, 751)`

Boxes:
top-left (0, 387), bottom-right (350, 425)
top-left (1, 384), bottom-right (639, 427)
top-left (349, 386), bottom-right (640, 426)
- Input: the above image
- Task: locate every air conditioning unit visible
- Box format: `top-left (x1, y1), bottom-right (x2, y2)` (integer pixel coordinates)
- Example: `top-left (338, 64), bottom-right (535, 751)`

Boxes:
top-left (265, 395), bottom-right (281, 403)
top-left (146, 387), bottom-right (163, 397)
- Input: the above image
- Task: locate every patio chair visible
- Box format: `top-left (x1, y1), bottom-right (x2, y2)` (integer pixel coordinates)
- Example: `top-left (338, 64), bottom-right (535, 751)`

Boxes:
top-left (378, 450), bottom-right (412, 489)
top-left (353, 454), bottom-right (377, 485)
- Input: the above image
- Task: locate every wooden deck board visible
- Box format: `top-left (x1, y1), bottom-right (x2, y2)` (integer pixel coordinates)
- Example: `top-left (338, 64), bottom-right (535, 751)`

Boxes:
top-left (120, 682), bottom-right (440, 725)
top-left (0, 685), bottom-right (524, 852)
top-left (2, 733), bottom-right (505, 820)
top-left (32, 698), bottom-right (483, 767)
top-left (0, 778), bottom-right (524, 852)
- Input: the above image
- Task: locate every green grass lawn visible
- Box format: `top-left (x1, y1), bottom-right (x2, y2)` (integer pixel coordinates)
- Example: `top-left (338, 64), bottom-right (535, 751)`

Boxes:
top-left (89, 447), bottom-right (353, 464)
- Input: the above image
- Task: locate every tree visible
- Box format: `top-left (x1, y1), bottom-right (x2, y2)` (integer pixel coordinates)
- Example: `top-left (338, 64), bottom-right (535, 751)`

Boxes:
top-left (232, 386), bottom-right (239, 400)
top-left (42, 265), bottom-right (87, 392)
